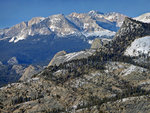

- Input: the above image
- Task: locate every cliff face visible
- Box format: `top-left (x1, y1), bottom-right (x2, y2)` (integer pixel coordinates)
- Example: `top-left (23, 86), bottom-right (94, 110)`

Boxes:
top-left (19, 65), bottom-right (43, 82)
top-left (91, 38), bottom-right (111, 49)
top-left (48, 50), bottom-right (67, 66)
top-left (48, 49), bottom-right (95, 66)
top-left (112, 17), bottom-right (150, 54)
top-left (91, 38), bottom-right (102, 49)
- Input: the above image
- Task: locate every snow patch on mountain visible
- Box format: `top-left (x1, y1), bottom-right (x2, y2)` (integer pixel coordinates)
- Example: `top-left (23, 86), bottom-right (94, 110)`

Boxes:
top-left (134, 13), bottom-right (150, 23)
top-left (65, 51), bottom-right (87, 61)
top-left (48, 14), bottom-right (80, 37)
top-left (139, 80), bottom-right (150, 85)
top-left (82, 30), bottom-right (115, 37)
top-left (0, 37), bottom-right (9, 41)
top-left (88, 40), bottom-right (93, 44)
top-left (120, 65), bottom-right (147, 76)
top-left (9, 35), bottom-right (27, 43)
top-left (28, 17), bottom-right (45, 26)
top-left (104, 12), bottom-right (126, 27)
top-left (124, 36), bottom-right (150, 56)
top-left (0, 10), bottom-right (126, 43)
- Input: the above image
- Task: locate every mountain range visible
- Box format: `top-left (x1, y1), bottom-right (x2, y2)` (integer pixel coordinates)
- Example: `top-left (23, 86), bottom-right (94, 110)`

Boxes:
top-left (0, 12), bottom-right (150, 112)
top-left (0, 10), bottom-right (150, 87)
top-left (0, 10), bottom-right (126, 65)
top-left (0, 11), bottom-right (149, 66)
top-left (0, 10), bottom-right (126, 42)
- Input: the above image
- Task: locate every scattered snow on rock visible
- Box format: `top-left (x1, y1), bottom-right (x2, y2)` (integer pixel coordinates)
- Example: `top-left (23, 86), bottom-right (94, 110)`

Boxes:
top-left (85, 72), bottom-right (101, 80)
top-left (124, 36), bottom-right (150, 56)
top-left (139, 80), bottom-right (150, 85)
top-left (88, 40), bottom-right (93, 44)
top-left (134, 13), bottom-right (150, 23)
top-left (60, 50), bottom-right (95, 62)
top-left (65, 51), bottom-right (85, 61)
top-left (121, 65), bottom-right (137, 76)
top-left (120, 65), bottom-right (147, 76)
top-left (82, 30), bottom-right (115, 37)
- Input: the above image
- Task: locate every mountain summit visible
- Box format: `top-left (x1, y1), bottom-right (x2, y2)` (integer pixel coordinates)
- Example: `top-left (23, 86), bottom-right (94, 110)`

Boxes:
top-left (112, 17), bottom-right (150, 54)
top-left (0, 10), bottom-right (126, 43)
top-left (134, 13), bottom-right (150, 23)
top-left (0, 10), bottom-right (126, 65)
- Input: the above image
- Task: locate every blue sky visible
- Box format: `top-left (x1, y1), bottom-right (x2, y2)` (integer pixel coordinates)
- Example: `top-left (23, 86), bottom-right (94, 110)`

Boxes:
top-left (0, 0), bottom-right (150, 28)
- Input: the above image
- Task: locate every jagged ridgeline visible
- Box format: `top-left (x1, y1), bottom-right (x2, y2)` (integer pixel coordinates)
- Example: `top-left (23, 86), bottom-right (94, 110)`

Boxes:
top-left (0, 11), bottom-right (126, 64)
top-left (112, 17), bottom-right (150, 54)
top-left (0, 12), bottom-right (150, 112)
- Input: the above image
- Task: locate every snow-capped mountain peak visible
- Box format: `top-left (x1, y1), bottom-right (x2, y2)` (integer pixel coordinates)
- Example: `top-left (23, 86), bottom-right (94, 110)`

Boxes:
top-left (48, 14), bottom-right (80, 37)
top-left (134, 13), bottom-right (150, 23)
top-left (112, 16), bottom-right (150, 56)
top-left (104, 12), bottom-right (127, 27)
top-left (0, 11), bottom-right (127, 43)
top-left (28, 17), bottom-right (45, 26)
top-left (88, 10), bottom-right (104, 16)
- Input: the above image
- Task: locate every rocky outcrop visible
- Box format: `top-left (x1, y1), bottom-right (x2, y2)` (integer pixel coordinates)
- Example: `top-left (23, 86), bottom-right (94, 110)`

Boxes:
top-left (19, 65), bottom-right (42, 81)
top-left (100, 95), bottom-right (150, 113)
top-left (91, 38), bottom-right (111, 49)
top-left (12, 65), bottom-right (25, 75)
top-left (91, 38), bottom-right (102, 49)
top-left (7, 57), bottom-right (18, 65)
top-left (0, 60), bottom-right (150, 112)
top-left (48, 50), bottom-right (95, 66)
top-left (48, 50), bottom-right (67, 66)
top-left (0, 11), bottom-right (126, 65)
top-left (112, 17), bottom-right (150, 54)
top-left (1, 12), bottom-right (150, 113)
top-left (0, 63), bottom-right (42, 87)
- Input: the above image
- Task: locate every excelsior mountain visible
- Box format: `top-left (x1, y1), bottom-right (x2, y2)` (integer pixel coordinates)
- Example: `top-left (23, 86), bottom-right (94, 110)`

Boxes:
top-left (0, 10), bottom-right (126, 64)
top-left (0, 10), bottom-right (125, 42)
